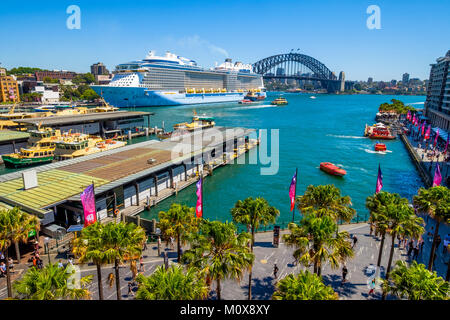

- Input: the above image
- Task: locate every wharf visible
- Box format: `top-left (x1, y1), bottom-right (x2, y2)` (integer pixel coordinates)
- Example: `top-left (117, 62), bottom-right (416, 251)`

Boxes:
top-left (0, 126), bottom-right (258, 239)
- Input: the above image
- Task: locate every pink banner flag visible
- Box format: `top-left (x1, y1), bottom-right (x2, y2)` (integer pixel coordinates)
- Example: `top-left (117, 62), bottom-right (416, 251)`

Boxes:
top-left (433, 164), bottom-right (442, 187)
top-left (407, 111), bottom-right (411, 121)
top-left (421, 122), bottom-right (426, 136)
top-left (375, 164), bottom-right (383, 194)
top-left (289, 170), bottom-right (297, 211)
top-left (80, 184), bottom-right (97, 227)
top-left (412, 114), bottom-right (416, 125)
top-left (434, 129), bottom-right (440, 147)
top-left (424, 125), bottom-right (431, 140)
top-left (195, 177), bottom-right (202, 218)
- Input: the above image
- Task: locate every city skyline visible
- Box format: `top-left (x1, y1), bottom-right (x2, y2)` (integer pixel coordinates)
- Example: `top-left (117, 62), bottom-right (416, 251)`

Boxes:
top-left (0, 0), bottom-right (449, 81)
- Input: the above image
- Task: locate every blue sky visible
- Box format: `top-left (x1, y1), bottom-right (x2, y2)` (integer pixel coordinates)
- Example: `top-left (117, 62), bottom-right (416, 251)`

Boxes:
top-left (0, 0), bottom-right (448, 81)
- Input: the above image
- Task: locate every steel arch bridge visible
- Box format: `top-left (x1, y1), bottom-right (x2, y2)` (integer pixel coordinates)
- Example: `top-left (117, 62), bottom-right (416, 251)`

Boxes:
top-left (252, 53), bottom-right (352, 92)
top-left (253, 53), bottom-right (337, 80)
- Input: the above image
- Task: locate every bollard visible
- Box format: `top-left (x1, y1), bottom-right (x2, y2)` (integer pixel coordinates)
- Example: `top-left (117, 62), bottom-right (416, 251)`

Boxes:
top-left (128, 131), bottom-right (132, 140)
top-left (145, 127), bottom-right (149, 136)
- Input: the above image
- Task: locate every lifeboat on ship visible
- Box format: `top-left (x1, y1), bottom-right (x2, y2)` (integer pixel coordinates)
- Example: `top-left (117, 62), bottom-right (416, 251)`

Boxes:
top-left (319, 162), bottom-right (347, 177)
top-left (375, 143), bottom-right (387, 152)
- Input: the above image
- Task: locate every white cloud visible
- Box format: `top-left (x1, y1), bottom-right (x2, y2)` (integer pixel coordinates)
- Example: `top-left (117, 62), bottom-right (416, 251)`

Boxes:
top-left (176, 35), bottom-right (229, 57)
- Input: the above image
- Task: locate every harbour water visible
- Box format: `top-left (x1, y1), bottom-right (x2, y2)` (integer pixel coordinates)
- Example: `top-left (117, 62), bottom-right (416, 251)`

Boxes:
top-left (0, 93), bottom-right (426, 228)
top-left (131, 93), bottom-right (426, 227)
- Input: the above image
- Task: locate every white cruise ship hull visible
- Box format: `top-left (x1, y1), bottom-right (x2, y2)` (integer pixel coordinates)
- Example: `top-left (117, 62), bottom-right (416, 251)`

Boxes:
top-left (91, 86), bottom-right (251, 107)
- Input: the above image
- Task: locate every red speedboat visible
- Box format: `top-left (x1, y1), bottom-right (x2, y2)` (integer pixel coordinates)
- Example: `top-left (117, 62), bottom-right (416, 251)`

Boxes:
top-left (320, 162), bottom-right (347, 177)
top-left (375, 143), bottom-right (387, 152)
top-left (238, 99), bottom-right (253, 104)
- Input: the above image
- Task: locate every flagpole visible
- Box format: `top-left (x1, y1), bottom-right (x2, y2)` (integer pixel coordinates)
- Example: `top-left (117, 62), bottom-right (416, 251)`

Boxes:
top-left (292, 167), bottom-right (298, 223)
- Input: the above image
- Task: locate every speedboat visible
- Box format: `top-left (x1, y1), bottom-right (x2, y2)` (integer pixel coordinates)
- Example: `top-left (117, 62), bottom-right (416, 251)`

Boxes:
top-left (375, 143), bottom-right (387, 152)
top-left (238, 99), bottom-right (253, 104)
top-left (310, 96), bottom-right (316, 99)
top-left (320, 162), bottom-right (346, 177)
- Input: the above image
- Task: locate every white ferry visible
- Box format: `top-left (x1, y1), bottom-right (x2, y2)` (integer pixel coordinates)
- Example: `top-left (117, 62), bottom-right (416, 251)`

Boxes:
top-left (91, 51), bottom-right (266, 107)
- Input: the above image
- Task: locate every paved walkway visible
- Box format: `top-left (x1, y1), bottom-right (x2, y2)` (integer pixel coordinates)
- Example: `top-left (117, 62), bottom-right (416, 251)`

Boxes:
top-left (1, 221), bottom-right (448, 300)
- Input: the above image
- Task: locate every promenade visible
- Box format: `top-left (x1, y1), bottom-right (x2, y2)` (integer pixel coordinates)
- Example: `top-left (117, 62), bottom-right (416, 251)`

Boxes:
top-left (2, 221), bottom-right (448, 300)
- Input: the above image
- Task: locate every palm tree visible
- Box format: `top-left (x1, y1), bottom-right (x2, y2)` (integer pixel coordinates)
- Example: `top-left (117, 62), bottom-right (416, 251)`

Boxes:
top-left (413, 186), bottom-right (450, 270)
top-left (101, 221), bottom-right (146, 300)
top-left (72, 222), bottom-right (108, 300)
top-left (382, 202), bottom-right (424, 300)
top-left (366, 192), bottom-right (409, 278)
top-left (296, 185), bottom-right (355, 223)
top-left (158, 203), bottom-right (199, 263)
top-left (0, 207), bottom-right (40, 298)
top-left (382, 260), bottom-right (449, 300)
top-left (135, 265), bottom-right (208, 300)
top-left (182, 220), bottom-right (254, 300)
top-left (272, 270), bottom-right (338, 300)
top-left (231, 197), bottom-right (279, 300)
top-left (13, 263), bottom-right (92, 300)
top-left (283, 213), bottom-right (353, 276)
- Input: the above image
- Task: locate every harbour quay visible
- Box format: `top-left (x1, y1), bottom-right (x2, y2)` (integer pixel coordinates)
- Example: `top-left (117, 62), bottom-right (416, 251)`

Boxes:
top-left (0, 130), bottom-right (30, 163)
top-left (0, 126), bottom-right (257, 240)
top-left (12, 110), bottom-right (154, 138)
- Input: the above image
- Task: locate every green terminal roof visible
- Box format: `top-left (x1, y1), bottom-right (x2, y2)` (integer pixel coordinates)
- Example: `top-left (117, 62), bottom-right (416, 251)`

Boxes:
top-left (0, 130), bottom-right (30, 143)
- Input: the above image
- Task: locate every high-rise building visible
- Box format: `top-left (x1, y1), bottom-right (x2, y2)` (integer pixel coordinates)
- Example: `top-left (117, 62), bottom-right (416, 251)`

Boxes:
top-left (368, 77), bottom-right (373, 84)
top-left (90, 62), bottom-right (109, 76)
top-left (402, 73), bottom-right (410, 85)
top-left (0, 75), bottom-right (20, 103)
top-left (424, 50), bottom-right (450, 130)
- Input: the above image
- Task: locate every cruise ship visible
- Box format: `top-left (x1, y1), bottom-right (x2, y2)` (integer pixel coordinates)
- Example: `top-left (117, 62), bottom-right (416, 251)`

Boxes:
top-left (91, 51), bottom-right (266, 107)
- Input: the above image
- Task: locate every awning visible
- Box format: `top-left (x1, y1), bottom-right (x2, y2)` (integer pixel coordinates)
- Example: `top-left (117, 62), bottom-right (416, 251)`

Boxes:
top-left (67, 224), bottom-right (84, 232)
top-left (432, 127), bottom-right (449, 142)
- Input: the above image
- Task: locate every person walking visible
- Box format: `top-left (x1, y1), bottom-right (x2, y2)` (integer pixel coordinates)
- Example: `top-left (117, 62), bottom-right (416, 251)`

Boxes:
top-left (139, 257), bottom-right (144, 273)
top-left (273, 264), bottom-right (279, 279)
top-left (407, 240), bottom-right (414, 257)
top-left (368, 278), bottom-right (376, 296)
top-left (342, 265), bottom-right (348, 284)
top-left (420, 239), bottom-right (425, 253)
top-left (412, 244), bottom-right (420, 261)
top-left (352, 235), bottom-right (358, 248)
top-left (127, 282), bottom-right (133, 296)
top-left (169, 237), bottom-right (174, 250)
top-left (157, 236), bottom-right (161, 256)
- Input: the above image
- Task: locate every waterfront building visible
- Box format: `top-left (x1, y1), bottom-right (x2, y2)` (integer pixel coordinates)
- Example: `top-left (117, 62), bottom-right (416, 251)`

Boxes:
top-left (33, 86), bottom-right (60, 103)
top-left (90, 62), bottom-right (109, 76)
top-left (402, 73), bottom-right (410, 85)
top-left (35, 70), bottom-right (77, 81)
top-left (0, 75), bottom-right (20, 103)
top-left (0, 68), bottom-right (6, 76)
top-left (424, 50), bottom-right (450, 130)
top-left (95, 74), bottom-right (113, 85)
top-left (16, 111), bottom-right (153, 137)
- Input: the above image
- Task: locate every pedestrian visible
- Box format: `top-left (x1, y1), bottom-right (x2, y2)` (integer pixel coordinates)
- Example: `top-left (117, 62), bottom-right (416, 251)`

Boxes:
top-left (32, 256), bottom-right (37, 268)
top-left (397, 235), bottom-right (402, 248)
top-left (0, 262), bottom-right (6, 277)
top-left (368, 278), bottom-right (376, 295)
top-left (157, 236), bottom-right (161, 256)
top-left (342, 265), bottom-right (348, 284)
top-left (127, 282), bottom-right (133, 296)
top-left (352, 235), bottom-right (358, 248)
top-left (407, 240), bottom-right (414, 257)
top-left (436, 235), bottom-right (442, 251)
top-left (170, 237), bottom-right (174, 250)
top-left (139, 257), bottom-right (144, 272)
top-left (369, 223), bottom-right (373, 236)
top-left (273, 264), bottom-right (279, 279)
top-left (143, 241), bottom-right (148, 251)
top-left (7, 257), bottom-right (13, 271)
top-left (37, 258), bottom-right (43, 269)
top-left (412, 244), bottom-right (419, 260)
top-left (420, 239), bottom-right (425, 253)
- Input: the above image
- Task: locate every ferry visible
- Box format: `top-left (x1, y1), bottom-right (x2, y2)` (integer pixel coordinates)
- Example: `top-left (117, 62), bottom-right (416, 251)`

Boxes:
top-left (271, 97), bottom-right (288, 105)
top-left (2, 147), bottom-right (54, 168)
top-left (1, 127), bottom-right (62, 167)
top-left (173, 115), bottom-right (215, 132)
top-left (319, 162), bottom-right (347, 177)
top-left (54, 134), bottom-right (126, 160)
top-left (91, 51), bottom-right (266, 107)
